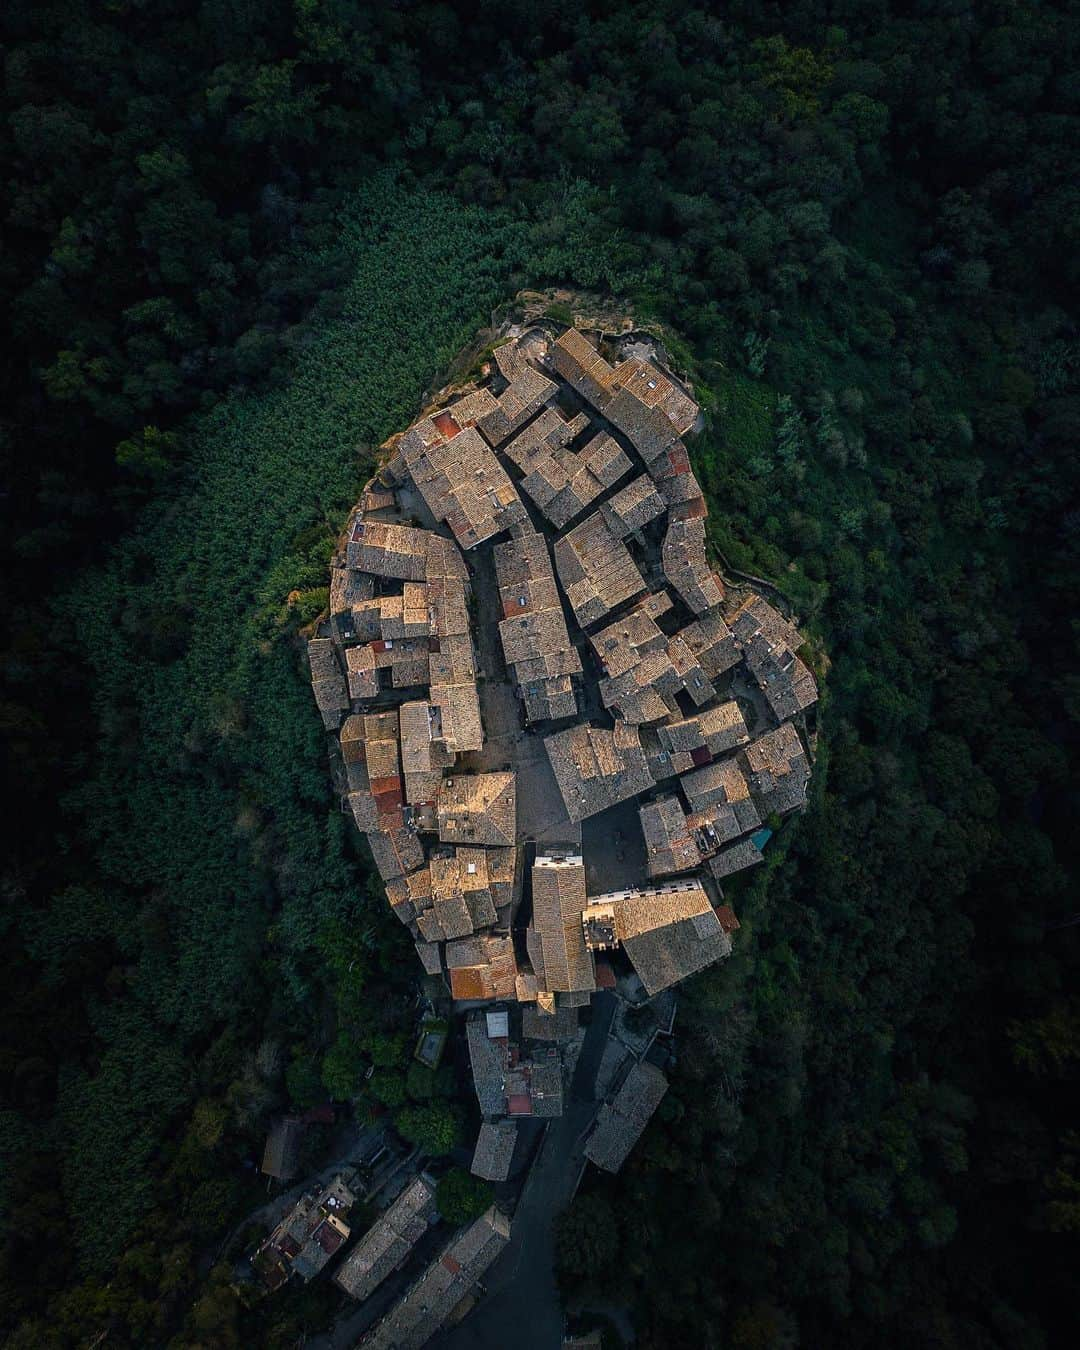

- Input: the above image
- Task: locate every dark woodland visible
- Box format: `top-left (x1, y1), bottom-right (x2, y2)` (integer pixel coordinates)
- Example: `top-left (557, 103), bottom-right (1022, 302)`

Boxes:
top-left (0, 1), bottom-right (1077, 1346)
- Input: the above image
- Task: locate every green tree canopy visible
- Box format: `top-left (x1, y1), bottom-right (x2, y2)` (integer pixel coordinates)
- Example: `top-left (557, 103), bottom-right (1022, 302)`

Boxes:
top-left (436, 1168), bottom-right (493, 1225)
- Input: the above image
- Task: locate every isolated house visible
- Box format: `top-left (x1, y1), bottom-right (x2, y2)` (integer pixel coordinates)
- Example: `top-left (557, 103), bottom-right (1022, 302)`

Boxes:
top-left (261, 1115), bottom-right (303, 1183)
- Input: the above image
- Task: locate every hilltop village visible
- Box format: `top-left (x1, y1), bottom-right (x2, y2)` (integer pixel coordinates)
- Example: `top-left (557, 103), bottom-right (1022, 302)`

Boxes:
top-left (304, 321), bottom-right (818, 1345)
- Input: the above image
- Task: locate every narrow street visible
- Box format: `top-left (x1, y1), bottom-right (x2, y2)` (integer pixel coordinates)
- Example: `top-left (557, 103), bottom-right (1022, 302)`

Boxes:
top-left (429, 991), bottom-right (616, 1350)
top-left (464, 541), bottom-right (580, 850)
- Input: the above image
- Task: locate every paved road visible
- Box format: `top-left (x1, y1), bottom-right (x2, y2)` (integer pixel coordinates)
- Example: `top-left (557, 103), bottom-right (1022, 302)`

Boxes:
top-left (570, 992), bottom-right (617, 1100)
top-left (430, 993), bottom-right (616, 1350)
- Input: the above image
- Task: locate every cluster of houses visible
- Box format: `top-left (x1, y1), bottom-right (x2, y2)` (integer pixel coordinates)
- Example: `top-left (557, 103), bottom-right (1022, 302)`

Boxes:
top-left (359, 1201), bottom-right (510, 1349)
top-left (254, 1168), bottom-right (509, 1348)
top-left (307, 322), bottom-right (818, 1189)
top-left (254, 1172), bottom-right (360, 1291)
top-left (461, 1004), bottom-right (570, 1183)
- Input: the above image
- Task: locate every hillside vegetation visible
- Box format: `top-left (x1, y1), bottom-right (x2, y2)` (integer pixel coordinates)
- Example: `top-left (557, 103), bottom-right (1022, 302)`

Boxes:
top-left (1, 2), bottom-right (1077, 1347)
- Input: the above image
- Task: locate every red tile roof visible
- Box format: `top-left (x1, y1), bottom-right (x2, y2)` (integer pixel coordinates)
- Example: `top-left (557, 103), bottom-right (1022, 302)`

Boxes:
top-left (715, 905), bottom-right (741, 934)
top-left (432, 411), bottom-right (461, 439)
top-left (594, 959), bottom-right (617, 989)
top-left (449, 967), bottom-right (486, 999)
top-left (371, 780), bottom-right (405, 815)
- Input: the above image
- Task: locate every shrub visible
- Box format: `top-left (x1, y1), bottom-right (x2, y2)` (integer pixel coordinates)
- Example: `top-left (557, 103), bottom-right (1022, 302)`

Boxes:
top-left (436, 1168), bottom-right (493, 1225)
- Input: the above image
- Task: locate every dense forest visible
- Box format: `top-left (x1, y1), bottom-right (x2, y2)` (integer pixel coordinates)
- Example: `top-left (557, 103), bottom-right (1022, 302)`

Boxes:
top-left (1, 1), bottom-right (1077, 1347)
